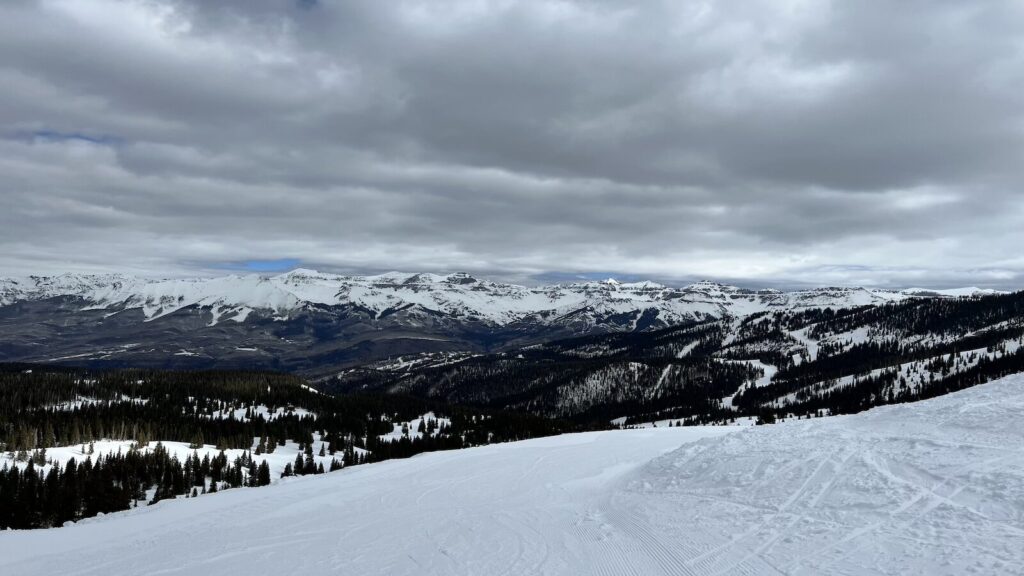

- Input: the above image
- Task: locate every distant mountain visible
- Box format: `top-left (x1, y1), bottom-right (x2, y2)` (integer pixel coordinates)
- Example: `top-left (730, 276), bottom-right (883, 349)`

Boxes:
top-left (0, 269), bottom-right (1003, 374)
top-left (1, 269), bottom-right (952, 324)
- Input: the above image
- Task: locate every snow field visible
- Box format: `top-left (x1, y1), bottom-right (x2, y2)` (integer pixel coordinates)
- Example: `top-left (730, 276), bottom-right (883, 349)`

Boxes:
top-left (378, 411), bottom-right (451, 441)
top-left (2, 376), bottom-right (1023, 575)
top-left (614, 376), bottom-right (1024, 575)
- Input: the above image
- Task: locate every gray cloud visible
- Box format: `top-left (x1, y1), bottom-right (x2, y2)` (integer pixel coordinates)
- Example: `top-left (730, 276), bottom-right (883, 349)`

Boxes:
top-left (1, 0), bottom-right (1023, 288)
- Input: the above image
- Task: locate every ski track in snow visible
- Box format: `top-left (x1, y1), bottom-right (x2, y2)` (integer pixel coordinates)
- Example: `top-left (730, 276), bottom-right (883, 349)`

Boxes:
top-left (4, 376), bottom-right (1024, 575)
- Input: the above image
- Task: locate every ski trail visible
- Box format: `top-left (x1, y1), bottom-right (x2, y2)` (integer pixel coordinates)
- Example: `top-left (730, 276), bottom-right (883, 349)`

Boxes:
top-left (655, 340), bottom-right (701, 389)
top-left (719, 358), bottom-right (777, 409)
top-left (610, 378), bottom-right (1024, 575)
top-left (789, 327), bottom-right (819, 361)
top-left (6, 377), bottom-right (1024, 576)
top-left (0, 428), bottom-right (735, 576)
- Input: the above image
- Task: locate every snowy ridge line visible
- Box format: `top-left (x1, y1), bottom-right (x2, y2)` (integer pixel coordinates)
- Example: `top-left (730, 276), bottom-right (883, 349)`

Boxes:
top-left (0, 269), bottom-right (1003, 326)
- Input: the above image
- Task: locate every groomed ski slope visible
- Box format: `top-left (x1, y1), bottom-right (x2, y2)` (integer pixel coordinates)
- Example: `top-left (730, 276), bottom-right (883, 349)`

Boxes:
top-left (4, 377), bottom-right (1024, 575)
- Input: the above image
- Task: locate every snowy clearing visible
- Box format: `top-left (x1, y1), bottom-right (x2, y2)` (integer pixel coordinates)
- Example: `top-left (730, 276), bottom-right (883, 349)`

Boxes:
top-left (0, 437), bottom-right (342, 483)
top-left (3, 376), bottom-right (1024, 575)
top-left (378, 412), bottom-right (451, 441)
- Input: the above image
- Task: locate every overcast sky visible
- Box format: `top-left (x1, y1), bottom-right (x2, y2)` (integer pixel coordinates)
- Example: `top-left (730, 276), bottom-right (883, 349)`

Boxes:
top-left (2, 0), bottom-right (1023, 288)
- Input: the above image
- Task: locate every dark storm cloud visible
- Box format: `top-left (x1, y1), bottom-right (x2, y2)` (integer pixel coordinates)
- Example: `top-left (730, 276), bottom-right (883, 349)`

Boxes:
top-left (1, 0), bottom-right (1023, 287)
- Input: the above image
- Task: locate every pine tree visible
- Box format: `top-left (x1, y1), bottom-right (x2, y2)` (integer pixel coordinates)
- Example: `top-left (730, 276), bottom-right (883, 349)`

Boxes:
top-left (247, 460), bottom-right (258, 487)
top-left (257, 460), bottom-right (271, 486)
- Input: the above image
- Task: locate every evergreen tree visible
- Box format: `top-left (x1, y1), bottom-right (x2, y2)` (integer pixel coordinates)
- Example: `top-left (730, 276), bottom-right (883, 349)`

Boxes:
top-left (257, 460), bottom-right (271, 486)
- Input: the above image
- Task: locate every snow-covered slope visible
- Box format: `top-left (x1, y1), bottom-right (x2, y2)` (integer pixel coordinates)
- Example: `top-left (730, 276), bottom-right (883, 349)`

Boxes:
top-left (0, 270), bottom-right (995, 326)
top-left (4, 375), bottom-right (1022, 575)
top-left (618, 377), bottom-right (1024, 575)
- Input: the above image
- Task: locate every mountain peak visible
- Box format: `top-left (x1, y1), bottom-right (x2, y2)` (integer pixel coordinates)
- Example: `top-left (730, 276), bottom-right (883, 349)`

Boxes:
top-left (685, 280), bottom-right (742, 292)
top-left (277, 268), bottom-right (327, 279)
top-left (902, 287), bottom-right (1006, 297)
top-left (444, 272), bottom-right (479, 285)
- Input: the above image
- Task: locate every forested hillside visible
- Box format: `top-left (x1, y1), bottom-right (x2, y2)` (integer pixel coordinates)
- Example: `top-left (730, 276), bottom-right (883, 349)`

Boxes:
top-left (328, 291), bottom-right (1024, 425)
top-left (6, 291), bottom-right (1024, 530)
top-left (0, 366), bottom-right (573, 529)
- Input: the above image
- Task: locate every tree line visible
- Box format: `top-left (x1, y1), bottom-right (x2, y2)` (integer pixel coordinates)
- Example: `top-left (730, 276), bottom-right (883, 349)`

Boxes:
top-left (0, 365), bottom-right (574, 529)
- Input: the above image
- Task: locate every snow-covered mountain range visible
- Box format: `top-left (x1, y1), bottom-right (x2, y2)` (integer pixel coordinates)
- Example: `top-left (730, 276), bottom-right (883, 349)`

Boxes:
top-left (0, 269), bottom-right (1005, 375)
top-left (0, 269), bottom-right (1000, 326)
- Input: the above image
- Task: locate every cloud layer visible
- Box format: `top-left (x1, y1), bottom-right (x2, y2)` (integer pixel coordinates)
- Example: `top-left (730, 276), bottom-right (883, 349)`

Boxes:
top-left (2, 0), bottom-right (1023, 287)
